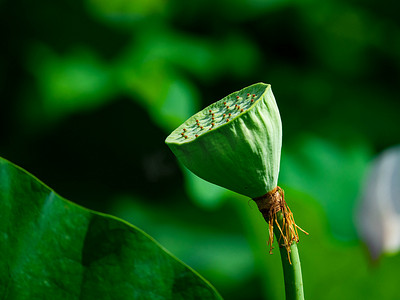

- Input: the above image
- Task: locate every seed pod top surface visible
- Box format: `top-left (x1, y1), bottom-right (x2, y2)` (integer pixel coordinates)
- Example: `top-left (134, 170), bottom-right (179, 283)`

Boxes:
top-left (165, 82), bottom-right (282, 198)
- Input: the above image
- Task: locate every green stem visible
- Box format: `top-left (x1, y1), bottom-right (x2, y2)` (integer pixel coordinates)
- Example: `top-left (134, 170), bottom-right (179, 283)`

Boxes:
top-left (274, 211), bottom-right (305, 300)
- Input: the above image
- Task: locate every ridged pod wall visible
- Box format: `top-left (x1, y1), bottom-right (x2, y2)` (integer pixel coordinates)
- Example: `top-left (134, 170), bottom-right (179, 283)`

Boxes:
top-left (166, 82), bottom-right (282, 198)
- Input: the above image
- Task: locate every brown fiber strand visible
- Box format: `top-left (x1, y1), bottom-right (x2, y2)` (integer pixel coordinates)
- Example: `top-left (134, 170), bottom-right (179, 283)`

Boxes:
top-left (253, 186), bottom-right (308, 264)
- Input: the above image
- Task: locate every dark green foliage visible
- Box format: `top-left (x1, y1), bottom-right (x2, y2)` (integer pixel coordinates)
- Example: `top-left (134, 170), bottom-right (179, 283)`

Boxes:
top-left (0, 157), bottom-right (222, 300)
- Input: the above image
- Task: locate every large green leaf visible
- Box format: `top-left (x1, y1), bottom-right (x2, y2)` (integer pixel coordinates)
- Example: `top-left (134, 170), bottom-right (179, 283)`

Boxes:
top-left (0, 157), bottom-right (222, 300)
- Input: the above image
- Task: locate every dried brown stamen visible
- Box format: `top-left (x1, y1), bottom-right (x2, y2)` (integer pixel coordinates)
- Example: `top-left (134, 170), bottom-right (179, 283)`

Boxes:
top-left (253, 186), bottom-right (308, 264)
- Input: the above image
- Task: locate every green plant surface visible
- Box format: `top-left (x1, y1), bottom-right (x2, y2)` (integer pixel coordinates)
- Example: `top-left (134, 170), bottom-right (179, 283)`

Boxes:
top-left (274, 212), bottom-right (304, 300)
top-left (166, 82), bottom-right (282, 198)
top-left (0, 157), bottom-right (222, 300)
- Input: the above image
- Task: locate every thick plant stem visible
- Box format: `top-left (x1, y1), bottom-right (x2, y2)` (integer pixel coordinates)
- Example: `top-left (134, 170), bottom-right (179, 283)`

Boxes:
top-left (275, 211), bottom-right (305, 300)
top-left (253, 187), bottom-right (307, 300)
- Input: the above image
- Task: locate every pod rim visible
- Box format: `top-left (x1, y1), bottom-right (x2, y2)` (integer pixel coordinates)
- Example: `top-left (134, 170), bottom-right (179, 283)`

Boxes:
top-left (165, 82), bottom-right (271, 145)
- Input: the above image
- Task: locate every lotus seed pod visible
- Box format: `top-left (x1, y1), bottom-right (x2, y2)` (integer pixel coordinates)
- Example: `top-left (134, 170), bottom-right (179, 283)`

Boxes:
top-left (165, 82), bottom-right (282, 198)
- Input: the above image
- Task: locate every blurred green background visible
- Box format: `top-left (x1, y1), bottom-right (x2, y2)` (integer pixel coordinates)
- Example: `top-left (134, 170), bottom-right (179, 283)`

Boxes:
top-left (1, 0), bottom-right (400, 299)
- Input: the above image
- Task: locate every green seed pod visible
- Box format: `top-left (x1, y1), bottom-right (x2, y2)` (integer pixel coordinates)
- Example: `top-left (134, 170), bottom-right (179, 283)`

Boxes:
top-left (165, 82), bottom-right (282, 198)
